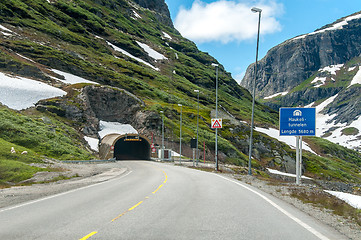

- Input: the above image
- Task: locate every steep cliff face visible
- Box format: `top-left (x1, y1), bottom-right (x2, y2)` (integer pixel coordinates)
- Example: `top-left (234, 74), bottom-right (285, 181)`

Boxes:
top-left (241, 11), bottom-right (361, 151)
top-left (132, 0), bottom-right (173, 27)
top-left (241, 12), bottom-right (361, 99)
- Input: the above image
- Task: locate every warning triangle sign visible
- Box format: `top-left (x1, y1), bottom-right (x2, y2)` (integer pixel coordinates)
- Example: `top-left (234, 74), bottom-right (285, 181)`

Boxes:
top-left (211, 118), bottom-right (222, 129)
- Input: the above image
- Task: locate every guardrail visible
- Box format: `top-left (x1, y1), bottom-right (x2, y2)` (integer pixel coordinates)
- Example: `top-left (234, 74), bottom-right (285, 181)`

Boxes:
top-left (62, 159), bottom-right (117, 164)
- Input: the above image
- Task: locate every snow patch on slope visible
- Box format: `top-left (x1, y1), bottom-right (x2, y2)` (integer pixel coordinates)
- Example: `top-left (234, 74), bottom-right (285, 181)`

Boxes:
top-left (267, 168), bottom-right (312, 179)
top-left (320, 64), bottom-right (343, 75)
top-left (0, 72), bottom-right (66, 110)
top-left (311, 94), bottom-right (361, 151)
top-left (136, 41), bottom-right (167, 60)
top-left (311, 77), bottom-right (327, 88)
top-left (293, 13), bottom-right (361, 40)
top-left (84, 136), bottom-right (99, 152)
top-left (98, 121), bottom-right (138, 139)
top-left (348, 67), bottom-right (361, 88)
top-left (311, 64), bottom-right (343, 88)
top-left (0, 24), bottom-right (13, 36)
top-left (51, 69), bottom-right (98, 85)
top-left (264, 91), bottom-right (288, 99)
top-left (162, 31), bottom-right (172, 39)
top-left (132, 10), bottom-right (141, 19)
top-left (325, 190), bottom-right (361, 209)
top-left (107, 41), bottom-right (159, 71)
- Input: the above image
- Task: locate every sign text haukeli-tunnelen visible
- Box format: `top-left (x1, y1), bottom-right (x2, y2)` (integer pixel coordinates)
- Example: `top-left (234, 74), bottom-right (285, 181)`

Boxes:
top-left (279, 108), bottom-right (316, 136)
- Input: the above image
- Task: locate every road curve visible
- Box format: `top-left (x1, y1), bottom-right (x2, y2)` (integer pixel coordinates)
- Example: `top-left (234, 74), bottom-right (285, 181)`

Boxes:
top-left (0, 161), bottom-right (346, 240)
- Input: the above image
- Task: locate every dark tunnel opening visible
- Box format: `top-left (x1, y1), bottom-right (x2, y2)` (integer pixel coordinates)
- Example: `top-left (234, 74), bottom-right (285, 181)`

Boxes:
top-left (114, 137), bottom-right (151, 160)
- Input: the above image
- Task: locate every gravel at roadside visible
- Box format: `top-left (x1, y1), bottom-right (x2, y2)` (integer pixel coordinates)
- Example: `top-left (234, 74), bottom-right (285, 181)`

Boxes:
top-left (0, 159), bottom-right (126, 209)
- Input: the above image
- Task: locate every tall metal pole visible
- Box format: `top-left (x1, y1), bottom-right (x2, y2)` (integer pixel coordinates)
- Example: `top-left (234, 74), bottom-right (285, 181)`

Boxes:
top-left (160, 111), bottom-right (164, 161)
top-left (178, 104), bottom-right (182, 164)
top-left (248, 7), bottom-right (262, 176)
top-left (194, 90), bottom-right (200, 166)
top-left (296, 136), bottom-right (300, 184)
top-left (212, 63), bottom-right (219, 171)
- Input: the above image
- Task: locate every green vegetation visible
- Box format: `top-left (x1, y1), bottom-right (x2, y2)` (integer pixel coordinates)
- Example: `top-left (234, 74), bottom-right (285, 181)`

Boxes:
top-left (299, 137), bottom-right (361, 182)
top-left (0, 160), bottom-right (43, 187)
top-left (341, 127), bottom-right (359, 136)
top-left (0, 107), bottom-right (92, 160)
top-left (0, 137), bottom-right (43, 187)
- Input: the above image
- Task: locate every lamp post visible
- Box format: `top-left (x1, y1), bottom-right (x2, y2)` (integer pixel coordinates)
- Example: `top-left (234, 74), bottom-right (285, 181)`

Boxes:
top-left (178, 104), bottom-right (182, 164)
top-left (211, 63), bottom-right (219, 171)
top-left (194, 90), bottom-right (200, 166)
top-left (248, 7), bottom-right (262, 176)
top-left (160, 110), bottom-right (164, 161)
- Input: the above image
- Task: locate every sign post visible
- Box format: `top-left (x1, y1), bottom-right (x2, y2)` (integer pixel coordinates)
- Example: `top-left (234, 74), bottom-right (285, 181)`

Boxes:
top-left (279, 107), bottom-right (316, 184)
top-left (211, 118), bottom-right (222, 170)
top-left (191, 138), bottom-right (197, 166)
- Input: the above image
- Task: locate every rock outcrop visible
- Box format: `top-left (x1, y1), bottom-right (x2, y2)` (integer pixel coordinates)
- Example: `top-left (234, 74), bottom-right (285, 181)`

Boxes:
top-left (36, 85), bottom-right (161, 139)
top-left (132, 0), bottom-right (173, 27)
top-left (241, 12), bottom-right (361, 99)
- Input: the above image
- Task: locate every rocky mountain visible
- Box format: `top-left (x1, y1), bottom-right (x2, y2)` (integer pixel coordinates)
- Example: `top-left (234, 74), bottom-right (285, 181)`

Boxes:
top-left (241, 11), bottom-right (361, 152)
top-left (0, 0), bottom-right (360, 186)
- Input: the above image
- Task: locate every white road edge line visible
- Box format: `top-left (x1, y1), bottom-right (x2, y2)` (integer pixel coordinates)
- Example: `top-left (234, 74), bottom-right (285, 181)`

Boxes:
top-left (215, 174), bottom-right (330, 240)
top-left (0, 170), bottom-right (132, 213)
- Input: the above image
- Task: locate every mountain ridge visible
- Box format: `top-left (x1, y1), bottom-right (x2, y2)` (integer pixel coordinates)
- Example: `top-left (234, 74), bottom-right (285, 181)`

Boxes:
top-left (241, 10), bottom-right (361, 152)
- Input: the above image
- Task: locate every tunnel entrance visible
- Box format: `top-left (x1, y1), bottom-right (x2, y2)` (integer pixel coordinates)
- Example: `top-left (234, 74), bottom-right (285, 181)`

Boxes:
top-left (114, 135), bottom-right (151, 160)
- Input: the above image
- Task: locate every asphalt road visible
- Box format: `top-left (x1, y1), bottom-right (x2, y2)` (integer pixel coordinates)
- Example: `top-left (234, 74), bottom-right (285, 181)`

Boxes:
top-left (0, 161), bottom-right (347, 240)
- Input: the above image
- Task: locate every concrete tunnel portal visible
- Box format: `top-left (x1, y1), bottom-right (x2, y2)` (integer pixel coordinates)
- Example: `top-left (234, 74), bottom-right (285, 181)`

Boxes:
top-left (99, 134), bottom-right (151, 160)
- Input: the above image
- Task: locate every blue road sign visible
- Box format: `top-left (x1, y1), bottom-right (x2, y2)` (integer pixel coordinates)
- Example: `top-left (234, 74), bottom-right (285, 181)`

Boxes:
top-left (279, 108), bottom-right (316, 136)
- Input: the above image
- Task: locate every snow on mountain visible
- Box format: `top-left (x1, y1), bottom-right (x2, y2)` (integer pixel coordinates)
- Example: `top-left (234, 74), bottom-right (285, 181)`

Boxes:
top-left (320, 64), bottom-right (344, 75)
top-left (267, 168), bottom-right (312, 179)
top-left (293, 13), bottom-right (361, 40)
top-left (306, 94), bottom-right (361, 151)
top-left (311, 64), bottom-right (343, 88)
top-left (0, 72), bottom-right (66, 110)
top-left (84, 136), bottom-right (99, 152)
top-left (325, 190), bottom-right (361, 209)
top-left (0, 24), bottom-right (13, 36)
top-left (15, 53), bottom-right (36, 63)
top-left (50, 69), bottom-right (98, 85)
top-left (162, 31), bottom-right (172, 39)
top-left (98, 120), bottom-right (138, 139)
top-left (264, 91), bottom-right (288, 100)
top-left (136, 41), bottom-right (167, 60)
top-left (106, 41), bottom-right (160, 71)
top-left (311, 77), bottom-right (327, 88)
top-left (132, 10), bottom-right (142, 19)
top-left (348, 67), bottom-right (361, 88)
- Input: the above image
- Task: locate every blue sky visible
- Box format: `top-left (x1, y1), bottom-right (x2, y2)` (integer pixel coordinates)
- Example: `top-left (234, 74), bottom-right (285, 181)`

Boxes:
top-left (165, 0), bottom-right (360, 83)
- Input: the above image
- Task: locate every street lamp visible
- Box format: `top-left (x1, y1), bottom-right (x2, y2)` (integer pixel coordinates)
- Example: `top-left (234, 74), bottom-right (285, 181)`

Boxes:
top-left (194, 90), bottom-right (200, 166)
top-left (178, 104), bottom-right (182, 164)
top-left (248, 7), bottom-right (262, 175)
top-left (160, 110), bottom-right (164, 161)
top-left (212, 63), bottom-right (219, 171)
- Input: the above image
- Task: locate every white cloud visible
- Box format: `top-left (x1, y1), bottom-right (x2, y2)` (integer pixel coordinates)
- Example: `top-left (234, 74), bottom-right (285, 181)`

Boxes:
top-left (175, 0), bottom-right (283, 43)
top-left (233, 71), bottom-right (246, 84)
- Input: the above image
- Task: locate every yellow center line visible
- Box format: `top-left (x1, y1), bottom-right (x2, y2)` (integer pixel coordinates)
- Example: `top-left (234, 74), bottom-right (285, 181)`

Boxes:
top-left (128, 200), bottom-right (143, 211)
top-left (79, 231), bottom-right (97, 240)
top-left (152, 184), bottom-right (163, 194)
top-left (111, 200), bottom-right (143, 222)
top-left (81, 167), bottom-right (168, 239)
top-left (111, 169), bottom-right (168, 223)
